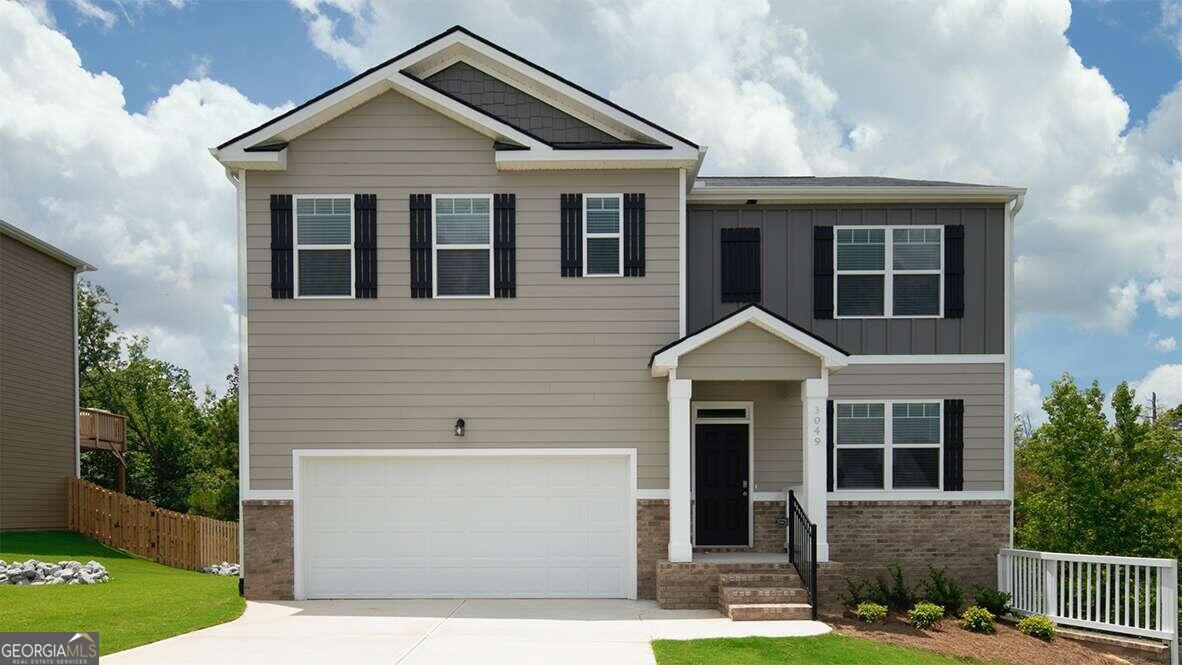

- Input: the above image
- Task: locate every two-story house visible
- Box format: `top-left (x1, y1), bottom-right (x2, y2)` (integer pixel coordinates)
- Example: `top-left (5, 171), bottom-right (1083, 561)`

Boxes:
top-left (212, 26), bottom-right (1024, 618)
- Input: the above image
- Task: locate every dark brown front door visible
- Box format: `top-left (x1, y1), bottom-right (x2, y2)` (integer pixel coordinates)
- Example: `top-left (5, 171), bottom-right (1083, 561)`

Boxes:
top-left (694, 423), bottom-right (749, 546)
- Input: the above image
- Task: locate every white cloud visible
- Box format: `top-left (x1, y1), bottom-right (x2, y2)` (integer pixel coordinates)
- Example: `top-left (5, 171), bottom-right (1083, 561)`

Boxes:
top-left (1147, 333), bottom-right (1178, 353)
top-left (68, 0), bottom-right (116, 28)
top-left (1014, 368), bottom-right (1046, 426)
top-left (290, 0), bottom-right (1182, 336)
top-left (1163, 0), bottom-right (1182, 57)
top-left (1131, 363), bottom-right (1182, 413)
top-left (0, 1), bottom-right (289, 391)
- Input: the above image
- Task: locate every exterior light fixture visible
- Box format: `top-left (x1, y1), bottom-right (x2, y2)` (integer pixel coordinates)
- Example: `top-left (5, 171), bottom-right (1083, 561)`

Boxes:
top-left (454, 418), bottom-right (466, 437)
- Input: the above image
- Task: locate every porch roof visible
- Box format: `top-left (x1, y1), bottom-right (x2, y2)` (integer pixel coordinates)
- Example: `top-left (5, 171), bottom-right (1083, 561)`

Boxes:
top-left (649, 304), bottom-right (849, 378)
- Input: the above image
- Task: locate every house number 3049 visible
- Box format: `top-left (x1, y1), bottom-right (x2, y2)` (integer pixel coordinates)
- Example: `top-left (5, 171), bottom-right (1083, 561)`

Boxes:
top-left (811, 405), bottom-right (823, 447)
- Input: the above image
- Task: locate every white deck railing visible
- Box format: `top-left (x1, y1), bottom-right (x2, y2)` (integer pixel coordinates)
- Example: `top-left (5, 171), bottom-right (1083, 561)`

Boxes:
top-left (999, 548), bottom-right (1178, 665)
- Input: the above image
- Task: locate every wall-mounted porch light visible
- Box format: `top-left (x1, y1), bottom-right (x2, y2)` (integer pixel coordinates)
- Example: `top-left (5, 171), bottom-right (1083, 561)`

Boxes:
top-left (454, 418), bottom-right (466, 437)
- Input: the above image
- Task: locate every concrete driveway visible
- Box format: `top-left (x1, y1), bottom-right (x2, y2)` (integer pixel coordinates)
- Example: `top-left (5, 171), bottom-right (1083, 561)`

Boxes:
top-left (103, 599), bottom-right (830, 665)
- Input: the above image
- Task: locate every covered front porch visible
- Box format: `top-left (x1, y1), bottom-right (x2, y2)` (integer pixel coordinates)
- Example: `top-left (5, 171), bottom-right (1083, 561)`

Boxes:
top-left (648, 305), bottom-right (850, 618)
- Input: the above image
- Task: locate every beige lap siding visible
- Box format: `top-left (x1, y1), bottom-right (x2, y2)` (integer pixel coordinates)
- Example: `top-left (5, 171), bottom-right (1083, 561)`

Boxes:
top-left (244, 89), bottom-right (680, 491)
top-left (829, 362), bottom-right (1006, 491)
top-left (676, 324), bottom-right (822, 381)
top-left (0, 235), bottom-right (77, 531)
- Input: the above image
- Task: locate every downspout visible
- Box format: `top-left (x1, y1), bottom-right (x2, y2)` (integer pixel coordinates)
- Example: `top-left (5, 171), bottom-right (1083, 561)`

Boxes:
top-left (1004, 193), bottom-right (1023, 548)
top-left (223, 165), bottom-right (249, 595)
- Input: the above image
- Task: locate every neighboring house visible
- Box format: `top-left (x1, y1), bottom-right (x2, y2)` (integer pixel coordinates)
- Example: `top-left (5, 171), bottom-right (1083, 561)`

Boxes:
top-left (212, 26), bottom-right (1024, 615)
top-left (0, 221), bottom-right (94, 531)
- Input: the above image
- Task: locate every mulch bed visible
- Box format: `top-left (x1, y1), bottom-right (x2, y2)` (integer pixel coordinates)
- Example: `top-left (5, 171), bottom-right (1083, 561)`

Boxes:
top-left (830, 613), bottom-right (1164, 665)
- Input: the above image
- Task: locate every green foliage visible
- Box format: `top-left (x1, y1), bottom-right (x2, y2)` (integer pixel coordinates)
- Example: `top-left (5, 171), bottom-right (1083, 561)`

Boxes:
top-left (843, 578), bottom-right (871, 608)
top-left (1015, 375), bottom-right (1182, 560)
top-left (921, 567), bottom-right (964, 616)
top-left (76, 280), bottom-right (238, 517)
top-left (1016, 615), bottom-right (1055, 641)
top-left (971, 586), bottom-right (1012, 617)
top-left (958, 606), bottom-right (995, 634)
top-left (652, 633), bottom-right (997, 665)
top-left (907, 602), bottom-right (944, 629)
top-left (853, 602), bottom-right (888, 624)
top-left (870, 564), bottom-right (918, 613)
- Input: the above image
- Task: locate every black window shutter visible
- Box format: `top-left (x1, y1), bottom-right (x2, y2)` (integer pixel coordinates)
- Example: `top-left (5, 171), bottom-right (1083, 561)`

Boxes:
top-left (560, 193), bottom-right (583, 277)
top-left (494, 193), bottom-right (517, 298)
top-left (354, 194), bottom-right (377, 298)
top-left (721, 227), bottom-right (761, 303)
top-left (623, 193), bottom-right (646, 277)
top-left (814, 225), bottom-right (834, 319)
top-left (943, 399), bottom-right (965, 491)
top-left (270, 194), bottom-right (293, 299)
top-left (826, 400), bottom-right (835, 492)
top-left (945, 224), bottom-right (965, 318)
top-left (409, 194), bottom-right (432, 298)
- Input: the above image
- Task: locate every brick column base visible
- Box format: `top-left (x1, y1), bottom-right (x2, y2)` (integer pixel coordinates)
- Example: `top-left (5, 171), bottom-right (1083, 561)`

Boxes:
top-left (242, 499), bottom-right (294, 600)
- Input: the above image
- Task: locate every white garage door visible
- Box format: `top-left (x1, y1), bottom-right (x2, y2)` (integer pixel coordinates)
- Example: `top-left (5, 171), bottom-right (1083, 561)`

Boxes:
top-left (297, 453), bottom-right (634, 599)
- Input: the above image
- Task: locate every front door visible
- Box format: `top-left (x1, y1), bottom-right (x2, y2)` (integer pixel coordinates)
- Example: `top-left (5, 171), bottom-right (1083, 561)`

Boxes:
top-left (694, 423), bottom-right (749, 546)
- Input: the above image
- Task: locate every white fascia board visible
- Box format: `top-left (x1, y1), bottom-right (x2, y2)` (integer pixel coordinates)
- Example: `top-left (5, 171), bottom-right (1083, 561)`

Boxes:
top-left (651, 306), bottom-right (848, 376)
top-left (496, 147), bottom-right (700, 171)
top-left (446, 32), bottom-right (699, 151)
top-left (212, 147), bottom-right (287, 171)
top-left (687, 186), bottom-right (1027, 204)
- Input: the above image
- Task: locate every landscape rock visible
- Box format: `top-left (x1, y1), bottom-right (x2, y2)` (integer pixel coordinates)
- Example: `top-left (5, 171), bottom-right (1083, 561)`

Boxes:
top-left (201, 561), bottom-right (240, 576)
top-left (0, 559), bottom-right (109, 585)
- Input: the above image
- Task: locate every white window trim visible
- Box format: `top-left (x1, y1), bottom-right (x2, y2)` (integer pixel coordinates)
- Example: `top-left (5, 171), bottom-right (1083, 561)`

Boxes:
top-left (583, 193), bottom-right (624, 277)
top-left (293, 194), bottom-right (355, 299)
top-left (833, 399), bottom-right (943, 491)
top-left (690, 401), bottom-right (754, 548)
top-left (834, 225), bottom-right (943, 319)
top-left (432, 193), bottom-right (495, 299)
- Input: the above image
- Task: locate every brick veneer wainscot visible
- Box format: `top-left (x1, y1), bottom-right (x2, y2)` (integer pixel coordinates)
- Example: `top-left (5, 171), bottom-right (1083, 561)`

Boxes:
top-left (827, 500), bottom-right (1011, 595)
top-left (242, 499), bottom-right (294, 600)
top-left (636, 499), bottom-right (669, 600)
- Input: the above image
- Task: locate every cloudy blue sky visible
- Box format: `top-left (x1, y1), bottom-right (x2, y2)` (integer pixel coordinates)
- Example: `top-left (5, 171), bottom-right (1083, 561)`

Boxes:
top-left (2, 0), bottom-right (1180, 421)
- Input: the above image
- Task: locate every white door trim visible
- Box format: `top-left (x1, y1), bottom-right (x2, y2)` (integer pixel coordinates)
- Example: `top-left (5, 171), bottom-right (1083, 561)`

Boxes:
top-left (690, 402), bottom-right (754, 548)
top-left (291, 447), bottom-right (638, 601)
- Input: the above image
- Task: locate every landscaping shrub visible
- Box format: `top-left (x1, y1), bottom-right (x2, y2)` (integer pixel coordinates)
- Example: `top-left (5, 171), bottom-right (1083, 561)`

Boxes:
top-left (972, 586), bottom-right (1012, 617)
top-left (922, 567), bottom-right (964, 616)
top-left (907, 602), bottom-right (945, 630)
top-left (843, 578), bottom-right (871, 608)
top-left (959, 605), bottom-right (996, 633)
top-left (1017, 615), bottom-right (1055, 641)
top-left (872, 564), bottom-right (918, 613)
top-left (853, 602), bottom-right (888, 624)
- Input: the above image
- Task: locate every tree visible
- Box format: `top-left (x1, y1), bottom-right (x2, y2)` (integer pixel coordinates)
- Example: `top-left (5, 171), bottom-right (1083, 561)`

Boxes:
top-left (188, 367), bottom-right (240, 520)
top-left (76, 279), bottom-right (230, 514)
top-left (1015, 374), bottom-right (1182, 560)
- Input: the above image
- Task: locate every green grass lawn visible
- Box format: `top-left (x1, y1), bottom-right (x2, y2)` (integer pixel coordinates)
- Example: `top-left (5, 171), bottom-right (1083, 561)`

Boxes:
top-left (0, 531), bottom-right (245, 655)
top-left (653, 634), bottom-right (991, 665)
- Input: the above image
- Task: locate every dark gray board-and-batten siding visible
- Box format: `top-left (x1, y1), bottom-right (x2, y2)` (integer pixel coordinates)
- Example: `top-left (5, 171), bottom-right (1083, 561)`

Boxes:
top-left (687, 204), bottom-right (1006, 355)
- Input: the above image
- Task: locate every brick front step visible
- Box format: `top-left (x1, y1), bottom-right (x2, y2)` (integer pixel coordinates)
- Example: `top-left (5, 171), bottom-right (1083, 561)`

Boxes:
top-left (720, 585), bottom-right (809, 605)
top-left (726, 603), bottom-right (813, 621)
top-left (718, 571), bottom-right (803, 588)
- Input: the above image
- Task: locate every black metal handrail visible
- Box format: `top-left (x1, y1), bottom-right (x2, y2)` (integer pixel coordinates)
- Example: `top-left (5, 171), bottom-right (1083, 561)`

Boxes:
top-left (787, 489), bottom-right (818, 620)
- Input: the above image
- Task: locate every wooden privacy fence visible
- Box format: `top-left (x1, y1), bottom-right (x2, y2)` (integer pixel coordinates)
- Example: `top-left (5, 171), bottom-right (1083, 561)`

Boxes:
top-left (1000, 548), bottom-right (1178, 665)
top-left (67, 477), bottom-right (238, 571)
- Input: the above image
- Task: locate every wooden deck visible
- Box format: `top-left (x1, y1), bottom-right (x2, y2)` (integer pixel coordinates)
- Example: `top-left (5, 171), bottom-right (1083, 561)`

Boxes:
top-left (79, 408), bottom-right (127, 491)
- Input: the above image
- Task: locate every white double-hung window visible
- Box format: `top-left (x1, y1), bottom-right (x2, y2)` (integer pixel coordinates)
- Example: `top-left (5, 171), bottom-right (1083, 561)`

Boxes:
top-left (834, 401), bottom-right (942, 490)
top-left (433, 195), bottom-right (493, 298)
top-left (835, 226), bottom-right (942, 317)
top-left (584, 194), bottom-right (623, 276)
top-left (295, 196), bottom-right (354, 298)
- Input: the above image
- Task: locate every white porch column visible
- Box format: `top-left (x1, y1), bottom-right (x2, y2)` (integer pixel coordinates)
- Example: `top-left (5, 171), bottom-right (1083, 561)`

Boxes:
top-left (801, 375), bottom-right (830, 562)
top-left (667, 374), bottom-right (693, 562)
